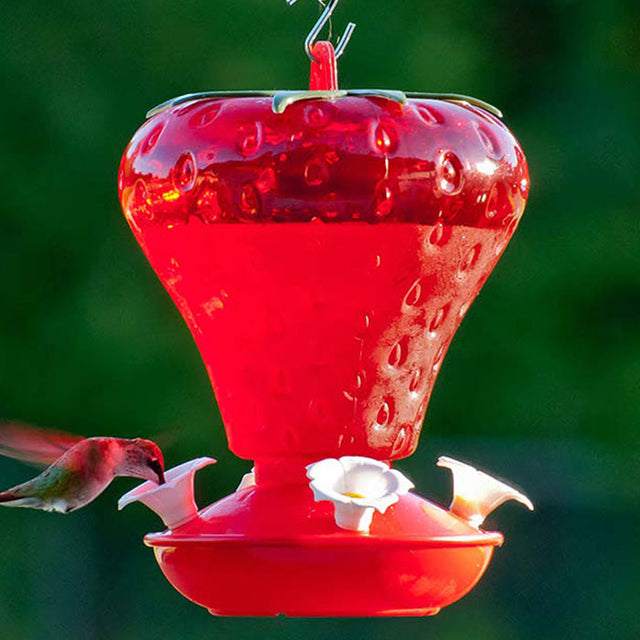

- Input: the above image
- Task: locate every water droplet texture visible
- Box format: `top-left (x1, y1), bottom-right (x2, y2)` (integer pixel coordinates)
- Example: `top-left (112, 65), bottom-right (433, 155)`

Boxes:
top-left (475, 123), bottom-right (500, 158)
top-left (371, 121), bottom-right (398, 154)
top-left (118, 93), bottom-right (529, 460)
top-left (236, 121), bottom-right (263, 157)
top-left (142, 123), bottom-right (164, 154)
top-left (193, 103), bottom-right (223, 128)
top-left (460, 244), bottom-right (482, 274)
top-left (436, 151), bottom-right (464, 195)
top-left (428, 221), bottom-right (450, 247)
top-left (429, 305), bottom-right (450, 334)
top-left (409, 368), bottom-right (422, 393)
top-left (404, 280), bottom-right (423, 306)
top-left (304, 155), bottom-right (330, 187)
top-left (416, 104), bottom-right (442, 126)
top-left (373, 180), bottom-right (394, 219)
top-left (174, 152), bottom-right (197, 192)
top-left (375, 400), bottom-right (393, 429)
top-left (303, 103), bottom-right (331, 129)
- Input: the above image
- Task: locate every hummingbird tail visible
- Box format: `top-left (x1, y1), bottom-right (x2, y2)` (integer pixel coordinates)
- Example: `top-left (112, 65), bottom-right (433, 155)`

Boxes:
top-left (0, 490), bottom-right (48, 510)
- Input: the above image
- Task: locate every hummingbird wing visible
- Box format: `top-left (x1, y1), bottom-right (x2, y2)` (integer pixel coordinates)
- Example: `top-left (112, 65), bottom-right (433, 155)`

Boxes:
top-left (0, 422), bottom-right (85, 467)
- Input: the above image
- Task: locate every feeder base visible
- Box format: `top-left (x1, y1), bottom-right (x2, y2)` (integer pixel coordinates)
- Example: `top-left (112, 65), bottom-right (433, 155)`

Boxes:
top-left (144, 484), bottom-right (502, 617)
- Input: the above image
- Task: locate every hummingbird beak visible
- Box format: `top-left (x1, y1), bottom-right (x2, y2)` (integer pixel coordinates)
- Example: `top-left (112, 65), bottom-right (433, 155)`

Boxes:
top-left (149, 459), bottom-right (166, 485)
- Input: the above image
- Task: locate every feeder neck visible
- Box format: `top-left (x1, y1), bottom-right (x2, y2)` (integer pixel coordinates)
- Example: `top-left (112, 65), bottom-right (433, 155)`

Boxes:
top-left (255, 458), bottom-right (315, 486)
top-left (309, 41), bottom-right (339, 91)
top-left (254, 456), bottom-right (393, 486)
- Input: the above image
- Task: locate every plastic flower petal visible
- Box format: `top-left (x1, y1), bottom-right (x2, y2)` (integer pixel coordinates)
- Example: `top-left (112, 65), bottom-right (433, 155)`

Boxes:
top-left (118, 457), bottom-right (216, 529)
top-left (306, 456), bottom-right (414, 532)
top-left (437, 456), bottom-right (534, 528)
top-left (236, 467), bottom-right (256, 491)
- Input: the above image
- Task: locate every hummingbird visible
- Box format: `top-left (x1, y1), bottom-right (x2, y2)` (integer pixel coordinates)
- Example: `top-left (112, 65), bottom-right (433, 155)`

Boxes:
top-left (0, 422), bottom-right (165, 514)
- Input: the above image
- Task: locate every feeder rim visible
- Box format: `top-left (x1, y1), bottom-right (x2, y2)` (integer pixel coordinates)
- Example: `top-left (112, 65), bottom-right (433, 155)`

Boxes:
top-left (143, 530), bottom-right (504, 549)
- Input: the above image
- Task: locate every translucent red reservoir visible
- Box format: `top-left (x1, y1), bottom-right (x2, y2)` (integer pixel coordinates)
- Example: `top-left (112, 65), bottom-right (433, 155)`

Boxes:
top-left (119, 92), bottom-right (528, 462)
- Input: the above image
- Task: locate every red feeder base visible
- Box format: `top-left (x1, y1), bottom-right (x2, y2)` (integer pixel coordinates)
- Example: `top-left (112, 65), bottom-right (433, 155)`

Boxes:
top-left (144, 467), bottom-right (502, 617)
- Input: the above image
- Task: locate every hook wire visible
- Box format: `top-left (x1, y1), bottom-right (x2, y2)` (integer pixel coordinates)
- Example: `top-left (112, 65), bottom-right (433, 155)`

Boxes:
top-left (287, 0), bottom-right (356, 61)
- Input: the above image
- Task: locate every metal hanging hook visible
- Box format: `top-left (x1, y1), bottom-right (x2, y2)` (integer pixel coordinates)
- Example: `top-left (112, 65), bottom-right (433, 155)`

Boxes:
top-left (287, 0), bottom-right (356, 61)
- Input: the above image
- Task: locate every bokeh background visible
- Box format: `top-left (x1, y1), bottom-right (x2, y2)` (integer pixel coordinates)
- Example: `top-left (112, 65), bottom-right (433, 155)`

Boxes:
top-left (1, 0), bottom-right (639, 638)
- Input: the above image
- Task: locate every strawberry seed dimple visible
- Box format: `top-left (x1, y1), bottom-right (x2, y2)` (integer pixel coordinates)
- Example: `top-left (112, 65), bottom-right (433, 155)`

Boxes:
top-left (475, 123), bottom-right (500, 158)
top-left (304, 155), bottom-right (330, 187)
top-left (174, 152), bottom-right (197, 192)
top-left (428, 221), bottom-right (449, 247)
top-left (388, 341), bottom-right (404, 367)
top-left (460, 243), bottom-right (482, 273)
top-left (416, 105), bottom-right (442, 126)
top-left (506, 211), bottom-right (521, 235)
top-left (374, 180), bottom-right (394, 219)
top-left (236, 121), bottom-right (263, 156)
top-left (404, 280), bottom-right (423, 306)
top-left (303, 103), bottom-right (331, 128)
top-left (432, 345), bottom-right (446, 372)
top-left (194, 103), bottom-right (223, 128)
top-left (371, 121), bottom-right (398, 154)
top-left (429, 305), bottom-right (449, 334)
top-left (485, 182), bottom-right (512, 221)
top-left (436, 151), bottom-right (464, 195)
top-left (375, 399), bottom-right (394, 429)
top-left (142, 123), bottom-right (165, 155)
top-left (391, 425), bottom-right (414, 457)
top-left (409, 368), bottom-right (422, 392)
top-left (415, 400), bottom-right (427, 428)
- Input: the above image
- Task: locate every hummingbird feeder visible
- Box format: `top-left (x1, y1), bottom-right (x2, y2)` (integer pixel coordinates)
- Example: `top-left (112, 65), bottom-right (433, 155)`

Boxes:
top-left (117, 0), bottom-right (532, 617)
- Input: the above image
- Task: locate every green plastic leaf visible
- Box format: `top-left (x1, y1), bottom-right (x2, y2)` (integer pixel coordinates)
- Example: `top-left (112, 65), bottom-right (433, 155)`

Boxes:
top-left (271, 90), bottom-right (348, 114)
top-left (146, 91), bottom-right (277, 119)
top-left (346, 89), bottom-right (409, 105)
top-left (144, 89), bottom-right (502, 120)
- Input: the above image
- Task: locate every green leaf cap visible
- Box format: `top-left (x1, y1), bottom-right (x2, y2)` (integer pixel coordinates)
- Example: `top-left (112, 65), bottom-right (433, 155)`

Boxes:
top-left (146, 89), bottom-right (503, 120)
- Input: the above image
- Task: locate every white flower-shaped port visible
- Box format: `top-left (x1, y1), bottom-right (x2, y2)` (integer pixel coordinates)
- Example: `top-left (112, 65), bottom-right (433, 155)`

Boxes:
top-left (306, 456), bottom-right (414, 533)
top-left (118, 457), bottom-right (216, 529)
top-left (437, 456), bottom-right (534, 528)
top-left (236, 467), bottom-right (256, 492)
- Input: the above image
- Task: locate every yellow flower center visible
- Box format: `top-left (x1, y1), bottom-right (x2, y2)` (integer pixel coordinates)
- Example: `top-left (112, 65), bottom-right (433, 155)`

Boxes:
top-left (342, 491), bottom-right (366, 499)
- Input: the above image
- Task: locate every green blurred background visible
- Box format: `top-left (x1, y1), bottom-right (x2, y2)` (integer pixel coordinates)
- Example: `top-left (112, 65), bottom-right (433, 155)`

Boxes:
top-left (1, 0), bottom-right (638, 638)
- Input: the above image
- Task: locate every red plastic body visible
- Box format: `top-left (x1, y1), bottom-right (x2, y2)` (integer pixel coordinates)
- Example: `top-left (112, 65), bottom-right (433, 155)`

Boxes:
top-left (118, 42), bottom-right (528, 617)
top-left (119, 96), bottom-right (527, 462)
top-left (136, 222), bottom-right (506, 461)
top-left (146, 460), bottom-right (502, 617)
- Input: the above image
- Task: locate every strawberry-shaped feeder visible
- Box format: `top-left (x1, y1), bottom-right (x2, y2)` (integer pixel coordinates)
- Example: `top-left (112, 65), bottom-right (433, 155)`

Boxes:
top-left (117, 2), bottom-right (531, 617)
